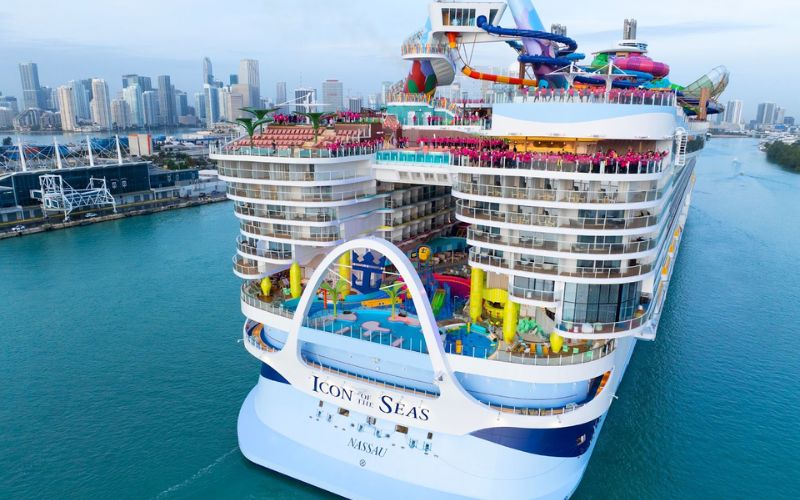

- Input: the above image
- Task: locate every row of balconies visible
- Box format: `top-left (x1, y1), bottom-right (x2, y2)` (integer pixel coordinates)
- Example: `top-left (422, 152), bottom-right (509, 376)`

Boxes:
top-left (452, 180), bottom-right (663, 205)
top-left (227, 182), bottom-right (376, 204)
top-left (234, 202), bottom-right (336, 223)
top-left (469, 248), bottom-right (653, 281)
top-left (240, 221), bottom-right (341, 243)
top-left (467, 228), bottom-right (657, 257)
top-left (218, 163), bottom-right (366, 183)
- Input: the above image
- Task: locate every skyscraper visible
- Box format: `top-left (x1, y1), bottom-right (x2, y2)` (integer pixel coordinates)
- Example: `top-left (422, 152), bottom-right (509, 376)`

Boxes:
top-left (238, 59), bottom-right (260, 107)
top-left (122, 74), bottom-right (152, 91)
top-left (90, 79), bottom-right (111, 129)
top-left (756, 102), bottom-right (776, 125)
top-left (142, 90), bottom-right (160, 127)
top-left (110, 98), bottom-right (131, 129)
top-left (194, 92), bottom-right (206, 121)
top-left (347, 96), bottom-right (363, 113)
top-left (19, 62), bottom-right (44, 110)
top-left (230, 74), bottom-right (239, 85)
top-left (57, 85), bottom-right (78, 131)
top-left (202, 57), bottom-right (214, 86)
top-left (0, 95), bottom-right (19, 114)
top-left (774, 107), bottom-right (786, 125)
top-left (276, 82), bottom-right (287, 112)
top-left (321, 80), bottom-right (344, 112)
top-left (174, 91), bottom-right (189, 118)
top-left (723, 99), bottom-right (743, 125)
top-left (204, 84), bottom-right (220, 127)
top-left (293, 87), bottom-right (316, 113)
top-left (157, 75), bottom-right (177, 126)
top-left (123, 84), bottom-right (144, 128)
top-left (70, 79), bottom-right (93, 121)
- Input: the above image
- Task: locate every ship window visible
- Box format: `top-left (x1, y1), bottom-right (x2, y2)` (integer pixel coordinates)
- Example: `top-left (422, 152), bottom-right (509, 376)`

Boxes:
top-left (427, 432), bottom-right (433, 439)
top-left (562, 282), bottom-right (642, 324)
top-left (488, 9), bottom-right (499, 24)
top-left (395, 425), bottom-right (409, 434)
top-left (367, 416), bottom-right (376, 425)
top-left (338, 408), bottom-right (350, 417)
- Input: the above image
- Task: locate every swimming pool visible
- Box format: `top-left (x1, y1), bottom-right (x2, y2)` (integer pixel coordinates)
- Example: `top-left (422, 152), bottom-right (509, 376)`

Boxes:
top-left (306, 308), bottom-right (497, 358)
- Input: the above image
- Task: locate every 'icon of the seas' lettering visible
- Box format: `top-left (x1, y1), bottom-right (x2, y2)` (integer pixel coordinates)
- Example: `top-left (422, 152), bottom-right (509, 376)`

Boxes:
top-left (379, 395), bottom-right (430, 421)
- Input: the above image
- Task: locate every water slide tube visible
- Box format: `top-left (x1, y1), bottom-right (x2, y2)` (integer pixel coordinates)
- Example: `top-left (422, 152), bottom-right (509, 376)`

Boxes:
top-left (432, 274), bottom-right (470, 298)
top-left (431, 289), bottom-right (446, 315)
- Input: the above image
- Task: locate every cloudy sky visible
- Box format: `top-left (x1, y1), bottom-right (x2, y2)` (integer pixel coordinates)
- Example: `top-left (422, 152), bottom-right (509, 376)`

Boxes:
top-left (0, 0), bottom-right (796, 119)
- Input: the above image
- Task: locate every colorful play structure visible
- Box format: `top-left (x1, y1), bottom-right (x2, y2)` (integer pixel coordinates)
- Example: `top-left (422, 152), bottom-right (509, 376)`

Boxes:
top-left (398, 0), bottom-right (728, 116)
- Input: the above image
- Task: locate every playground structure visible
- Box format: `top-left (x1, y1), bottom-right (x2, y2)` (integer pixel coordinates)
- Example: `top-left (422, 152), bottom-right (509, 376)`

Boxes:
top-left (396, 0), bottom-right (728, 116)
top-left (32, 174), bottom-right (117, 222)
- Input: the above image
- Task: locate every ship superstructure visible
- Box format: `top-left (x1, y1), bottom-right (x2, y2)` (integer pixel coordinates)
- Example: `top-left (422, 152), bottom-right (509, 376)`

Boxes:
top-left (212, 1), bottom-right (728, 498)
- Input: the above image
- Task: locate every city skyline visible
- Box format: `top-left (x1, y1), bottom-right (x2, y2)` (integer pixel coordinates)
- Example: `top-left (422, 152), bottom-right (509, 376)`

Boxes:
top-left (0, 0), bottom-right (797, 119)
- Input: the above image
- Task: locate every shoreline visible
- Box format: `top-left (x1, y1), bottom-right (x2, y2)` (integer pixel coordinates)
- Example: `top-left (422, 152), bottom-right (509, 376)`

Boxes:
top-left (0, 195), bottom-right (229, 240)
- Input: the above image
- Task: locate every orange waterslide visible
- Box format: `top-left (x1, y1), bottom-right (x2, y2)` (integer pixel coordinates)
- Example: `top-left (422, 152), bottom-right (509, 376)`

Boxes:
top-left (461, 65), bottom-right (538, 87)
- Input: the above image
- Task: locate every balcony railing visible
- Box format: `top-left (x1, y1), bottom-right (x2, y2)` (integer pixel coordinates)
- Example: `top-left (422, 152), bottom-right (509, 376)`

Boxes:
top-left (456, 201), bottom-right (659, 231)
top-left (468, 228), bottom-right (657, 256)
top-left (240, 222), bottom-right (340, 243)
top-left (557, 305), bottom-right (651, 337)
top-left (508, 284), bottom-right (557, 303)
top-left (241, 283), bottom-right (295, 319)
top-left (232, 256), bottom-right (261, 277)
top-left (401, 42), bottom-right (450, 56)
top-left (236, 237), bottom-right (293, 261)
top-left (520, 88), bottom-right (677, 107)
top-left (453, 180), bottom-right (662, 205)
top-left (469, 249), bottom-right (653, 279)
top-left (219, 164), bottom-right (365, 183)
top-left (227, 183), bottom-right (377, 203)
top-left (235, 204), bottom-right (335, 223)
top-left (211, 144), bottom-right (381, 159)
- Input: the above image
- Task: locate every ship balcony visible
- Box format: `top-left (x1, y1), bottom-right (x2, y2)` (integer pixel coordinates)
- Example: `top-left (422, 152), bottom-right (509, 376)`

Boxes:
top-left (400, 41), bottom-right (450, 58)
top-left (226, 183), bottom-right (378, 205)
top-left (514, 88), bottom-right (677, 107)
top-left (467, 228), bottom-right (657, 257)
top-left (456, 201), bottom-right (659, 232)
top-left (210, 143), bottom-right (380, 161)
top-left (240, 222), bottom-right (341, 246)
top-left (508, 283), bottom-right (557, 305)
top-left (234, 204), bottom-right (335, 224)
top-left (556, 300), bottom-right (652, 340)
top-left (236, 237), bottom-right (293, 264)
top-left (453, 180), bottom-right (662, 206)
top-left (232, 256), bottom-right (263, 279)
top-left (240, 282), bottom-right (295, 319)
top-left (469, 249), bottom-right (653, 281)
top-left (218, 164), bottom-right (369, 184)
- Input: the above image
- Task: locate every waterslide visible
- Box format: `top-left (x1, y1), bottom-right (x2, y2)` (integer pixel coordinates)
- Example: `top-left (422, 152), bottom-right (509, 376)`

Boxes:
top-left (432, 274), bottom-right (470, 298)
top-left (431, 289), bottom-right (446, 315)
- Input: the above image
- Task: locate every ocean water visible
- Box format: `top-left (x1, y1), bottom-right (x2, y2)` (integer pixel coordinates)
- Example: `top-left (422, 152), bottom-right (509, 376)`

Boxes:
top-left (1, 138), bottom-right (798, 499)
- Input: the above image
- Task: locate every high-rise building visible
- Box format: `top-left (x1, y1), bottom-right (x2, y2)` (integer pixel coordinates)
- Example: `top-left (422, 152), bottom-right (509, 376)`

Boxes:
top-left (230, 74), bottom-right (239, 85)
top-left (381, 80), bottom-right (394, 106)
top-left (90, 79), bottom-right (111, 129)
top-left (293, 87), bottom-right (316, 113)
top-left (142, 90), bottom-right (160, 127)
top-left (110, 98), bottom-right (131, 129)
top-left (774, 107), bottom-right (786, 126)
top-left (19, 62), bottom-right (45, 110)
top-left (0, 108), bottom-right (14, 129)
top-left (322, 80), bottom-right (344, 112)
top-left (157, 75), bottom-right (176, 126)
top-left (347, 96), bottom-right (363, 113)
top-left (41, 86), bottom-right (57, 112)
top-left (756, 102), bottom-right (777, 125)
top-left (276, 82), bottom-right (287, 112)
top-left (204, 84), bottom-right (220, 127)
top-left (194, 92), bottom-right (206, 121)
top-left (202, 57), bottom-right (214, 86)
top-left (57, 85), bottom-right (78, 131)
top-left (238, 59), bottom-right (260, 107)
top-left (175, 91), bottom-right (189, 117)
top-left (225, 89), bottom-right (246, 120)
top-left (69, 79), bottom-right (93, 121)
top-left (122, 74), bottom-right (152, 92)
top-left (0, 95), bottom-right (19, 115)
top-left (723, 99), bottom-right (743, 125)
top-left (231, 83), bottom-right (251, 114)
top-left (122, 84), bottom-right (144, 128)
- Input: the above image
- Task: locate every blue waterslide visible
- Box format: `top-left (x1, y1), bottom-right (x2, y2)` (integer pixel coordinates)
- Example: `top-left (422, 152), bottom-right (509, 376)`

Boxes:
top-left (476, 15), bottom-right (581, 67)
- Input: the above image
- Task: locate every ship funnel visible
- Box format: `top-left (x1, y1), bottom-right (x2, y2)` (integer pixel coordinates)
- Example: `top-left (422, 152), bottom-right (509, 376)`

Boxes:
top-left (623, 19), bottom-right (638, 40)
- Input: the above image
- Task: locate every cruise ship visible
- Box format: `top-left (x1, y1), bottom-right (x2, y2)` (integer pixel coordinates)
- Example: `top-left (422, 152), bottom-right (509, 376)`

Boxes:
top-left (211, 1), bottom-right (728, 498)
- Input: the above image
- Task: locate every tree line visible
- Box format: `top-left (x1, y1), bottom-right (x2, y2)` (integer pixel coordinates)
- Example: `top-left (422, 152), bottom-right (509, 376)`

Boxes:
top-left (765, 141), bottom-right (800, 171)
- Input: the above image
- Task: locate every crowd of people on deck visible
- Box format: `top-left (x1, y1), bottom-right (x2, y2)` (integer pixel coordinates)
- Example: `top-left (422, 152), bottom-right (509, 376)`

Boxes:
top-left (324, 138), bottom-right (383, 156)
top-left (418, 137), bottom-right (507, 149)
top-left (526, 86), bottom-right (675, 105)
top-left (449, 147), bottom-right (670, 171)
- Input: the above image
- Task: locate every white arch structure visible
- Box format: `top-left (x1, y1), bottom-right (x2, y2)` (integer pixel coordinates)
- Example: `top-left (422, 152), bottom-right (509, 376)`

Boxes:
top-left (253, 237), bottom-right (614, 432)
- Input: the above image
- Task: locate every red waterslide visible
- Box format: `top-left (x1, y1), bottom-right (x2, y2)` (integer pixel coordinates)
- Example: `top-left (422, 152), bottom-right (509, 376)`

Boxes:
top-left (433, 274), bottom-right (470, 298)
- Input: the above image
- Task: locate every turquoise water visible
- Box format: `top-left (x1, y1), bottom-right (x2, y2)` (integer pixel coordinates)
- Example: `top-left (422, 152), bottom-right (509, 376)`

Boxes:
top-left (1, 138), bottom-right (799, 499)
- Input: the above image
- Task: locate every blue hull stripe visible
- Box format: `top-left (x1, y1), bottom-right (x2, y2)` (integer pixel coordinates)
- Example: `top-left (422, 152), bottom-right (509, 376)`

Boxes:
top-left (260, 363), bottom-right (289, 384)
top-left (470, 419), bottom-right (599, 457)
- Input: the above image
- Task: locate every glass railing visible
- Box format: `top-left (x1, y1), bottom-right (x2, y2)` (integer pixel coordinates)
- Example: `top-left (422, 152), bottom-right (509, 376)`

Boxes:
top-left (519, 89), bottom-right (676, 107)
top-left (240, 222), bottom-right (340, 242)
top-left (219, 164), bottom-right (365, 183)
top-left (557, 305), bottom-right (651, 336)
top-left (232, 256), bottom-right (261, 277)
top-left (455, 200), bottom-right (660, 231)
top-left (469, 249), bottom-right (653, 279)
top-left (240, 283), bottom-right (295, 319)
top-left (227, 183), bottom-right (378, 203)
top-left (211, 144), bottom-right (381, 159)
top-left (450, 154), bottom-right (667, 175)
top-left (401, 42), bottom-right (450, 56)
top-left (375, 150), bottom-right (452, 166)
top-left (453, 180), bottom-right (662, 205)
top-left (468, 228), bottom-right (657, 256)
top-left (236, 237), bottom-right (294, 261)
top-left (508, 284), bottom-right (557, 303)
top-left (235, 204), bottom-right (335, 223)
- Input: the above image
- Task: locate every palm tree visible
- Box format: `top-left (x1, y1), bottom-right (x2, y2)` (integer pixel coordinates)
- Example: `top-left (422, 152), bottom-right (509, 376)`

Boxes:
top-left (241, 107), bottom-right (281, 133)
top-left (320, 279), bottom-right (349, 318)
top-left (384, 282), bottom-right (406, 319)
top-left (296, 111), bottom-right (332, 145)
top-left (234, 117), bottom-right (264, 148)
